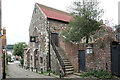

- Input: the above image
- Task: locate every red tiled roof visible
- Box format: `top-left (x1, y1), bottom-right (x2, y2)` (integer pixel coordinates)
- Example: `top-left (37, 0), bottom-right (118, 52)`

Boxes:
top-left (40, 8), bottom-right (72, 22)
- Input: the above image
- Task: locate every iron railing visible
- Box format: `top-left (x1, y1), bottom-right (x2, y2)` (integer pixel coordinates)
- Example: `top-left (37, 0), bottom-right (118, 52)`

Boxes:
top-left (51, 40), bottom-right (65, 74)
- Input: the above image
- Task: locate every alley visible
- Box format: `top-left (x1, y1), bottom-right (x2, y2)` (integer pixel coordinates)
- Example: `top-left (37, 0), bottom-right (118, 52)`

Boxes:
top-left (7, 61), bottom-right (54, 78)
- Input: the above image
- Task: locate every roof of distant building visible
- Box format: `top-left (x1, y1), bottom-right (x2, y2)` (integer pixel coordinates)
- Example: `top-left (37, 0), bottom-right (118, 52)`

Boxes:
top-left (100, 25), bottom-right (114, 32)
top-left (37, 3), bottom-right (72, 22)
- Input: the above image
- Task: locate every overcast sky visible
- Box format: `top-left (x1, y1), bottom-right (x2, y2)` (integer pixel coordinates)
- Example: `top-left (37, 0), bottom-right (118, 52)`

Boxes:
top-left (2, 0), bottom-right (120, 44)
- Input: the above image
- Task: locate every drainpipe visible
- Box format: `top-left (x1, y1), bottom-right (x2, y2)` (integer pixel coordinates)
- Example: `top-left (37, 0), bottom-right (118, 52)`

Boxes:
top-left (47, 21), bottom-right (51, 76)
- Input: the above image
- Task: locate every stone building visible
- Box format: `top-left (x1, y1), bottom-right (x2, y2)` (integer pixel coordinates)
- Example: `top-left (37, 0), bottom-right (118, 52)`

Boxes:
top-left (25, 3), bottom-right (117, 76)
top-left (25, 3), bottom-right (73, 75)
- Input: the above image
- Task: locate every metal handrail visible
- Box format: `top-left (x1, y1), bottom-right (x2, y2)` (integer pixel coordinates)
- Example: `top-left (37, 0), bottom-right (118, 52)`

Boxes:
top-left (51, 40), bottom-right (65, 74)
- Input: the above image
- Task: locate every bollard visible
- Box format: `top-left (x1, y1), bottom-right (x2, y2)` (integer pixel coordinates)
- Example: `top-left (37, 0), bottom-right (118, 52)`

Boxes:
top-left (49, 67), bottom-right (51, 76)
top-left (41, 68), bottom-right (43, 74)
top-left (31, 67), bottom-right (33, 72)
top-left (59, 69), bottom-right (62, 78)
top-left (36, 68), bottom-right (38, 73)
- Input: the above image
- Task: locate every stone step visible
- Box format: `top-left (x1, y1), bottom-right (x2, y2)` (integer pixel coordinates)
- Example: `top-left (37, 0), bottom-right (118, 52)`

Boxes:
top-left (65, 66), bottom-right (74, 69)
top-left (65, 68), bottom-right (74, 71)
top-left (63, 58), bottom-right (69, 60)
top-left (63, 60), bottom-right (69, 62)
top-left (64, 63), bottom-right (72, 66)
top-left (65, 71), bottom-right (74, 74)
top-left (63, 61), bottom-right (71, 64)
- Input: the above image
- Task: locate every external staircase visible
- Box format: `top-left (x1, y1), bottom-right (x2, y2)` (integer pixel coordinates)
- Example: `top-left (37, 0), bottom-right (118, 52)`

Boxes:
top-left (51, 40), bottom-right (74, 75)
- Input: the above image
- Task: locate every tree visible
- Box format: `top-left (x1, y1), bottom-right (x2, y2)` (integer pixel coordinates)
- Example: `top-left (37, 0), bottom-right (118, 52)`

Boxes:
top-left (63, 0), bottom-right (104, 43)
top-left (13, 42), bottom-right (27, 58)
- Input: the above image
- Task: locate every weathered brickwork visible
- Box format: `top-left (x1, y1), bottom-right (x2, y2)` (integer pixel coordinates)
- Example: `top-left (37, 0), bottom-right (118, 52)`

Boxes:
top-left (59, 36), bottom-right (79, 71)
top-left (86, 36), bottom-right (113, 71)
top-left (59, 33), bottom-right (115, 72)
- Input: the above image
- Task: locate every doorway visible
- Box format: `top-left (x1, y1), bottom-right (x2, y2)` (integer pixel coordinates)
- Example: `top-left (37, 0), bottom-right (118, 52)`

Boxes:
top-left (78, 50), bottom-right (85, 72)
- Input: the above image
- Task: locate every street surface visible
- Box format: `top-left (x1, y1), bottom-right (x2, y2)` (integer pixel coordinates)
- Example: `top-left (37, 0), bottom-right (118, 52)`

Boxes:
top-left (7, 61), bottom-right (54, 78)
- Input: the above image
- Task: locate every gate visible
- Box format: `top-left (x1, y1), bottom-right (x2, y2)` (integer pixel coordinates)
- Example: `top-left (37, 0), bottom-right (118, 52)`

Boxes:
top-left (111, 41), bottom-right (120, 76)
top-left (78, 50), bottom-right (85, 71)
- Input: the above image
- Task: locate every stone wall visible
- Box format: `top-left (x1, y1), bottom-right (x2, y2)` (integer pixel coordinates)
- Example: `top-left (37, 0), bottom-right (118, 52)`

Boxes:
top-left (50, 44), bottom-right (61, 74)
top-left (28, 3), bottom-right (63, 73)
top-left (29, 3), bottom-right (48, 72)
top-left (48, 19), bottom-right (67, 34)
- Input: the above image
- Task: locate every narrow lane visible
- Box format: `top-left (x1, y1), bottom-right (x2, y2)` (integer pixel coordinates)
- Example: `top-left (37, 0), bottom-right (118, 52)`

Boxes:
top-left (7, 61), bottom-right (53, 78)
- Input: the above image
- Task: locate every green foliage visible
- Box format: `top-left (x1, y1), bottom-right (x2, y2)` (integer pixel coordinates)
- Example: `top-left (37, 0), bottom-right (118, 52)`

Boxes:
top-left (7, 55), bottom-right (11, 62)
top-left (13, 42), bottom-right (27, 58)
top-left (82, 42), bottom-right (86, 44)
top-left (80, 70), bottom-right (114, 79)
top-left (63, 0), bottom-right (104, 43)
top-left (20, 58), bottom-right (24, 66)
top-left (39, 70), bottom-right (59, 76)
top-left (1, 54), bottom-right (3, 59)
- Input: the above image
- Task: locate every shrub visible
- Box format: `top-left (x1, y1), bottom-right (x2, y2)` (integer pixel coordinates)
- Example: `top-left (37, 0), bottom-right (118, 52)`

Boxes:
top-left (80, 70), bottom-right (114, 79)
top-left (20, 58), bottom-right (24, 66)
top-left (7, 56), bottom-right (11, 62)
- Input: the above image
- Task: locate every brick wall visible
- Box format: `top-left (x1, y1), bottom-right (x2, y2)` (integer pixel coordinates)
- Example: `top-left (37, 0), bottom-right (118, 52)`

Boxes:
top-left (59, 36), bottom-right (79, 71)
top-left (59, 35), bottom-right (114, 72)
top-left (86, 36), bottom-right (113, 71)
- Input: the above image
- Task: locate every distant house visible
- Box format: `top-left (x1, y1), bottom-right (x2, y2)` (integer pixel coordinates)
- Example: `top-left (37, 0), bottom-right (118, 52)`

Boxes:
top-left (7, 45), bottom-right (14, 51)
top-left (7, 45), bottom-right (14, 56)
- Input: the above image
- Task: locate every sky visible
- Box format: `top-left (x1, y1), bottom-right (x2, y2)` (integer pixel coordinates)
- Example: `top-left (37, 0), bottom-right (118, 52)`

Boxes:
top-left (2, 0), bottom-right (120, 44)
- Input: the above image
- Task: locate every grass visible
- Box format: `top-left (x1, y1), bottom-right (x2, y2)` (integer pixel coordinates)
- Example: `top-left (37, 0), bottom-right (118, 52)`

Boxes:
top-left (80, 70), bottom-right (114, 79)
top-left (38, 70), bottom-right (59, 77)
